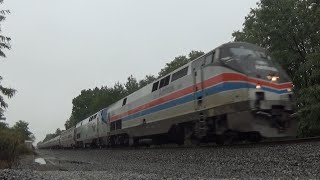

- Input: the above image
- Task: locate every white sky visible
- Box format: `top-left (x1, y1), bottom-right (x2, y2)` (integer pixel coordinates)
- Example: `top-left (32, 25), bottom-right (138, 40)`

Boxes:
top-left (0, 0), bottom-right (258, 143)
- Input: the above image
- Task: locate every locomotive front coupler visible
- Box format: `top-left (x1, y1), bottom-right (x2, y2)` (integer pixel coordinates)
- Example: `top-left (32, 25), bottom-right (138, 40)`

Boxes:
top-left (252, 108), bottom-right (293, 132)
top-left (251, 107), bottom-right (272, 118)
top-left (255, 111), bottom-right (272, 118)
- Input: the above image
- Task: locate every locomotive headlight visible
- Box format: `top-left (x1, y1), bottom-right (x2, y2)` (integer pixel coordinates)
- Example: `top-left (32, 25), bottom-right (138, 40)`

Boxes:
top-left (271, 76), bottom-right (279, 82)
top-left (267, 75), bottom-right (272, 80)
top-left (287, 88), bottom-right (292, 92)
top-left (267, 75), bottom-right (279, 82)
top-left (256, 84), bottom-right (261, 89)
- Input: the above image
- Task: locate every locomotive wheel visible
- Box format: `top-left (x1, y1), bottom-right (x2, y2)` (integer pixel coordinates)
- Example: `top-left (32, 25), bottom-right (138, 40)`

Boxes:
top-left (175, 125), bottom-right (185, 145)
top-left (247, 132), bottom-right (262, 143)
top-left (224, 131), bottom-right (239, 144)
top-left (168, 125), bottom-right (185, 145)
top-left (132, 138), bottom-right (139, 147)
top-left (152, 135), bottom-right (166, 145)
top-left (215, 131), bottom-right (239, 145)
top-left (215, 135), bottom-right (225, 145)
top-left (182, 124), bottom-right (200, 146)
top-left (184, 136), bottom-right (200, 146)
top-left (121, 134), bottom-right (130, 146)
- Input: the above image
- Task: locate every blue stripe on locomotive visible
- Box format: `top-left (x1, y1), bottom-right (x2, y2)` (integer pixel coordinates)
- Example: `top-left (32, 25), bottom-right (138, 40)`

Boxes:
top-left (121, 82), bottom-right (289, 122)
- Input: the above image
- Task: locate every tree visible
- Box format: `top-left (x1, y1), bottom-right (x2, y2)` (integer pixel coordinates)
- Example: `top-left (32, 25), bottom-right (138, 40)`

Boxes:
top-left (233, 0), bottom-right (320, 86)
top-left (125, 75), bottom-right (140, 95)
top-left (139, 75), bottom-right (157, 88)
top-left (158, 56), bottom-right (189, 77)
top-left (55, 128), bottom-right (62, 135)
top-left (42, 133), bottom-right (55, 142)
top-left (68, 83), bottom-right (127, 127)
top-left (65, 116), bottom-right (75, 129)
top-left (0, 121), bottom-right (8, 130)
top-left (233, 0), bottom-right (320, 137)
top-left (0, 0), bottom-right (14, 120)
top-left (71, 89), bottom-right (96, 124)
top-left (42, 128), bottom-right (62, 142)
top-left (12, 120), bottom-right (34, 142)
top-left (188, 50), bottom-right (205, 61)
top-left (0, 2), bottom-right (31, 167)
top-left (158, 50), bottom-right (204, 77)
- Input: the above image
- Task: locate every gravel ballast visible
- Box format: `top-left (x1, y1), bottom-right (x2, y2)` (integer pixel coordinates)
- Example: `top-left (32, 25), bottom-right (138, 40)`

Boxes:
top-left (0, 169), bottom-right (42, 180)
top-left (2, 142), bottom-right (320, 179)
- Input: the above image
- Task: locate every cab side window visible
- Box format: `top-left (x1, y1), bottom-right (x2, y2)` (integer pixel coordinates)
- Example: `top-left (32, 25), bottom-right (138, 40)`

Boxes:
top-left (122, 97), bottom-right (127, 106)
top-left (205, 51), bottom-right (216, 65)
top-left (171, 67), bottom-right (188, 82)
top-left (152, 81), bottom-right (159, 92)
top-left (159, 75), bottom-right (170, 89)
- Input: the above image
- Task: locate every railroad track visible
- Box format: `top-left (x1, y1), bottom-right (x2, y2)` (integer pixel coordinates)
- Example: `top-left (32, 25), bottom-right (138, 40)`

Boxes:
top-left (41, 136), bottom-right (320, 151)
top-left (145, 136), bottom-right (320, 149)
top-left (206, 136), bottom-right (320, 149)
top-left (260, 136), bottom-right (320, 145)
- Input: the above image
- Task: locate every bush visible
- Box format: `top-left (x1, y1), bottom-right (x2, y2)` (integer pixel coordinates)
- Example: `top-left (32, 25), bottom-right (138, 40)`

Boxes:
top-left (16, 143), bottom-right (32, 155)
top-left (0, 129), bottom-right (31, 168)
top-left (297, 85), bottom-right (320, 137)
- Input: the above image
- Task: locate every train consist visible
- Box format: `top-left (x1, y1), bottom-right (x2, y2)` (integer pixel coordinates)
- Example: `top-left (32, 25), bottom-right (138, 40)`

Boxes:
top-left (38, 42), bottom-right (297, 149)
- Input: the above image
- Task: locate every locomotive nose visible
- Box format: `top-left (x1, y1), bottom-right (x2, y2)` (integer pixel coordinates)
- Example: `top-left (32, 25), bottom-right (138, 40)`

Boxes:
top-left (248, 82), bottom-right (295, 133)
top-left (250, 86), bottom-right (293, 112)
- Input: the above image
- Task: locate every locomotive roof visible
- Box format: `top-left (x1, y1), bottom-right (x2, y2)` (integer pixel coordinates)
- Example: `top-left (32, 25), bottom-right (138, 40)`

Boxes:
top-left (219, 42), bottom-right (265, 52)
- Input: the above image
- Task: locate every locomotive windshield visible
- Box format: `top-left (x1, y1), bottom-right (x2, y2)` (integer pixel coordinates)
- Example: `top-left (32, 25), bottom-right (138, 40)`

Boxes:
top-left (219, 43), bottom-right (290, 83)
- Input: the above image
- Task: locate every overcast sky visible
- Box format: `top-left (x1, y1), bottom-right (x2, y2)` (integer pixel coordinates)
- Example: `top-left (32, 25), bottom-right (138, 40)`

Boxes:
top-left (0, 0), bottom-right (258, 143)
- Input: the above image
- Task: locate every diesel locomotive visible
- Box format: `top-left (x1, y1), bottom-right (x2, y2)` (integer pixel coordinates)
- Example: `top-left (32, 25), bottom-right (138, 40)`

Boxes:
top-left (38, 42), bottom-right (297, 149)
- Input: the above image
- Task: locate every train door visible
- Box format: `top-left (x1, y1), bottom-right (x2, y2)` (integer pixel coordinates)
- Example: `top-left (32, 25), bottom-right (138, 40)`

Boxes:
top-left (94, 114), bottom-right (99, 139)
top-left (98, 108), bottom-right (109, 138)
top-left (192, 57), bottom-right (206, 111)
